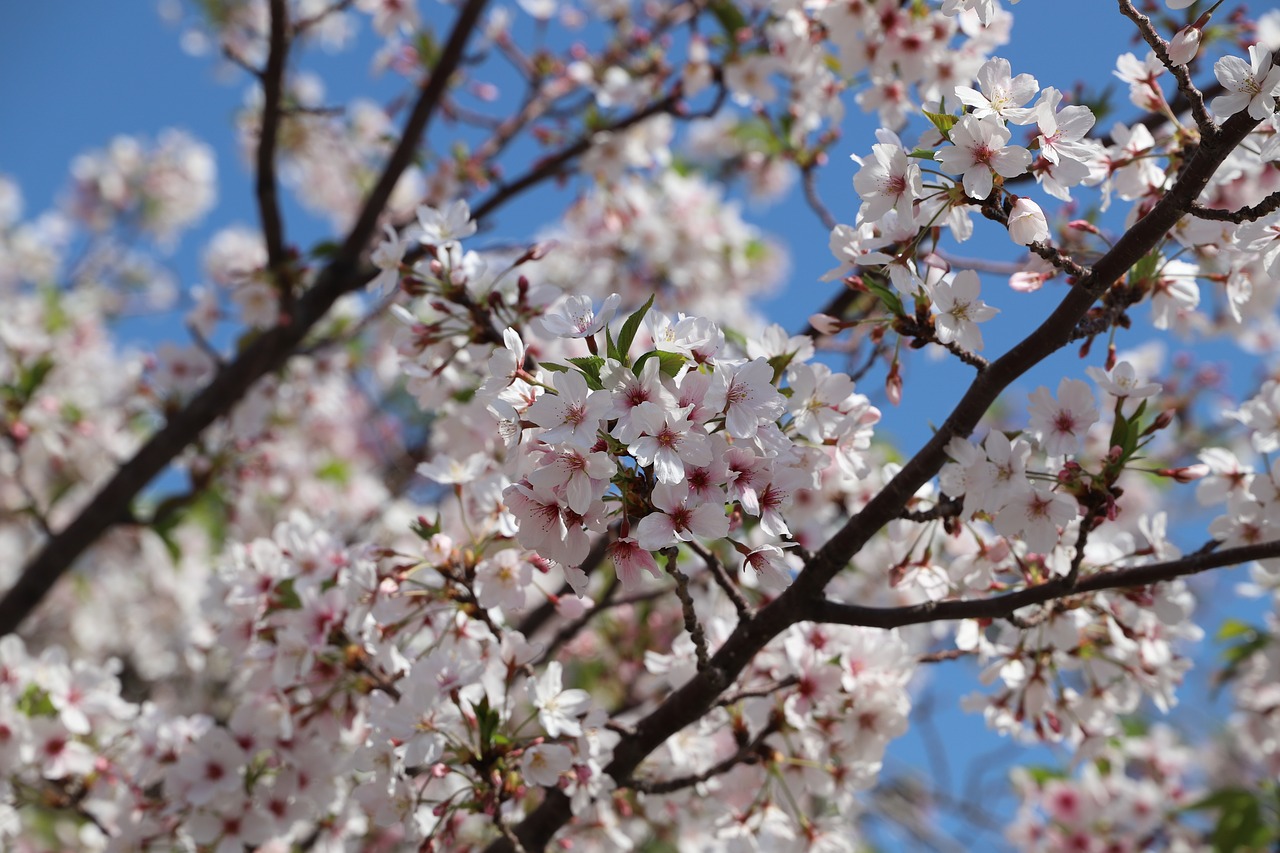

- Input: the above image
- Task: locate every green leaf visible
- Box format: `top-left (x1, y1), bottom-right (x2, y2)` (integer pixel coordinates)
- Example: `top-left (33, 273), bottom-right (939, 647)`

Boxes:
top-left (605, 325), bottom-right (620, 364)
top-left (310, 240), bottom-right (342, 260)
top-left (866, 281), bottom-right (905, 316)
top-left (16, 684), bottom-right (57, 718)
top-left (615, 294), bottom-right (655, 367)
top-left (540, 361), bottom-right (570, 374)
top-left (567, 356), bottom-right (606, 390)
top-left (907, 148), bottom-right (937, 160)
top-left (1022, 765), bottom-right (1067, 785)
top-left (1218, 619), bottom-right (1259, 641)
top-left (415, 29), bottom-right (440, 69)
top-left (475, 695), bottom-right (502, 752)
top-left (1108, 414), bottom-right (1128, 455)
top-left (633, 350), bottom-right (686, 379)
top-left (1128, 248), bottom-right (1162, 288)
top-left (411, 515), bottom-right (442, 540)
top-left (316, 458), bottom-right (351, 485)
top-left (767, 351), bottom-right (797, 385)
top-left (708, 0), bottom-right (747, 36)
top-left (722, 326), bottom-right (748, 350)
top-left (273, 577), bottom-right (302, 611)
top-left (4, 355), bottom-right (56, 405)
top-left (1183, 788), bottom-right (1276, 853)
top-left (923, 108), bottom-right (958, 142)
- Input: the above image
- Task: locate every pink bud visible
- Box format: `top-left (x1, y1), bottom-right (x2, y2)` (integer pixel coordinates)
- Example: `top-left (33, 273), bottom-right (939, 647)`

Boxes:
top-left (885, 363), bottom-right (902, 406)
top-left (1009, 271), bottom-right (1049, 293)
top-left (1156, 464), bottom-right (1210, 483)
top-left (808, 313), bottom-right (844, 334)
top-left (1168, 26), bottom-right (1201, 65)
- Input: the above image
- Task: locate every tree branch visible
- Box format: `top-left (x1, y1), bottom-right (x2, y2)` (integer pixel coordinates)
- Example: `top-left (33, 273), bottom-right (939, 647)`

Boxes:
top-left (1188, 189), bottom-right (1280, 223)
top-left (486, 105), bottom-right (1265, 853)
top-left (257, 0), bottom-right (289, 279)
top-left (0, 0), bottom-right (492, 636)
top-left (625, 716), bottom-right (780, 795)
top-left (810, 538), bottom-right (1278, 629)
top-left (1116, 0), bottom-right (1214, 134)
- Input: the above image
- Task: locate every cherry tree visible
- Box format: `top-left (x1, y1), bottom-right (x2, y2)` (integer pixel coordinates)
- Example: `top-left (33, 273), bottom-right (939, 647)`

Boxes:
top-left (2, 0), bottom-right (1280, 850)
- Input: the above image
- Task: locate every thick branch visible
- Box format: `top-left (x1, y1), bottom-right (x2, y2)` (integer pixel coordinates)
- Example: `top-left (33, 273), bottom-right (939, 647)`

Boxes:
top-left (489, 106), bottom-right (1264, 853)
top-left (0, 0), bottom-right (492, 636)
top-left (810, 538), bottom-right (1277, 628)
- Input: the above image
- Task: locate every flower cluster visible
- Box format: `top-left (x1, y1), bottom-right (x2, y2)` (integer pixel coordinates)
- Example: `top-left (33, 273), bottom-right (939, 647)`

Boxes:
top-left (65, 130), bottom-right (216, 248)
top-left (1006, 727), bottom-right (1206, 852)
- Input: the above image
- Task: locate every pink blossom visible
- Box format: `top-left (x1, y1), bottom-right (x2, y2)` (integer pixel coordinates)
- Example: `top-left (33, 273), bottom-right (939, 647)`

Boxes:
top-left (635, 482), bottom-right (729, 551)
top-left (1027, 378), bottom-right (1099, 457)
top-left (935, 114), bottom-right (1033, 200)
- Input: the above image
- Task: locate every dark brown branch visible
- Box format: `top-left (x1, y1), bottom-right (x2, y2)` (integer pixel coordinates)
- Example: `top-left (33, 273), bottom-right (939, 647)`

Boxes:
top-left (625, 716), bottom-right (780, 795)
top-left (811, 538), bottom-right (1279, 629)
top-left (258, 0), bottom-right (290, 302)
top-left (1188, 189), bottom-right (1280, 223)
top-left (666, 549), bottom-right (714, 674)
top-left (1116, 0), bottom-right (1214, 133)
top-left (487, 104), bottom-right (1265, 853)
top-left (898, 495), bottom-right (963, 523)
top-left (0, 0), bottom-right (492, 636)
top-left (802, 164), bottom-right (838, 231)
top-left (688, 540), bottom-right (751, 619)
top-left (470, 93), bottom-right (680, 224)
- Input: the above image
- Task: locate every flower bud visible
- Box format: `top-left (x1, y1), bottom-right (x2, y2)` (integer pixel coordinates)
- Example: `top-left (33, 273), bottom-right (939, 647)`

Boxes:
top-left (808, 313), bottom-right (844, 335)
top-left (1007, 197), bottom-right (1050, 246)
top-left (1168, 26), bottom-right (1201, 65)
top-left (1156, 464), bottom-right (1210, 483)
top-left (1009, 271), bottom-right (1049, 293)
top-left (885, 361), bottom-right (902, 406)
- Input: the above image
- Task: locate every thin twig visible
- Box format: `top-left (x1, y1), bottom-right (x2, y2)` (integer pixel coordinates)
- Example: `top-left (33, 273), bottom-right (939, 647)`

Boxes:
top-left (626, 717), bottom-right (780, 794)
top-left (688, 540), bottom-right (751, 620)
top-left (715, 675), bottom-right (799, 707)
top-left (802, 164), bottom-right (838, 231)
top-left (811, 537), bottom-right (1280, 630)
top-left (1188, 189), bottom-right (1280, 223)
top-left (665, 548), bottom-right (711, 673)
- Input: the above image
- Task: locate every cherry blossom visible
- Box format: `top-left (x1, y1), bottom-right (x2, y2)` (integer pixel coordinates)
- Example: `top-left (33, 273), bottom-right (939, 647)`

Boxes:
top-left (930, 269), bottom-right (998, 351)
top-left (530, 661), bottom-right (591, 738)
top-left (935, 114), bottom-right (1033, 200)
top-left (954, 56), bottom-right (1039, 124)
top-left (1006, 196), bottom-right (1049, 246)
top-left (1212, 45), bottom-right (1280, 121)
top-left (851, 135), bottom-right (923, 225)
top-left (1086, 360), bottom-right (1161, 399)
top-left (1027, 378), bottom-right (1100, 457)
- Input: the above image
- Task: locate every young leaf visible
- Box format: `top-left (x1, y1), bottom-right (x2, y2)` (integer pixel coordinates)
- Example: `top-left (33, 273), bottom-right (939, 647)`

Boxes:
top-left (615, 294), bottom-right (655, 367)
top-left (866, 280), bottom-right (905, 316)
top-left (923, 108), bottom-right (958, 142)
top-left (568, 356), bottom-right (606, 390)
